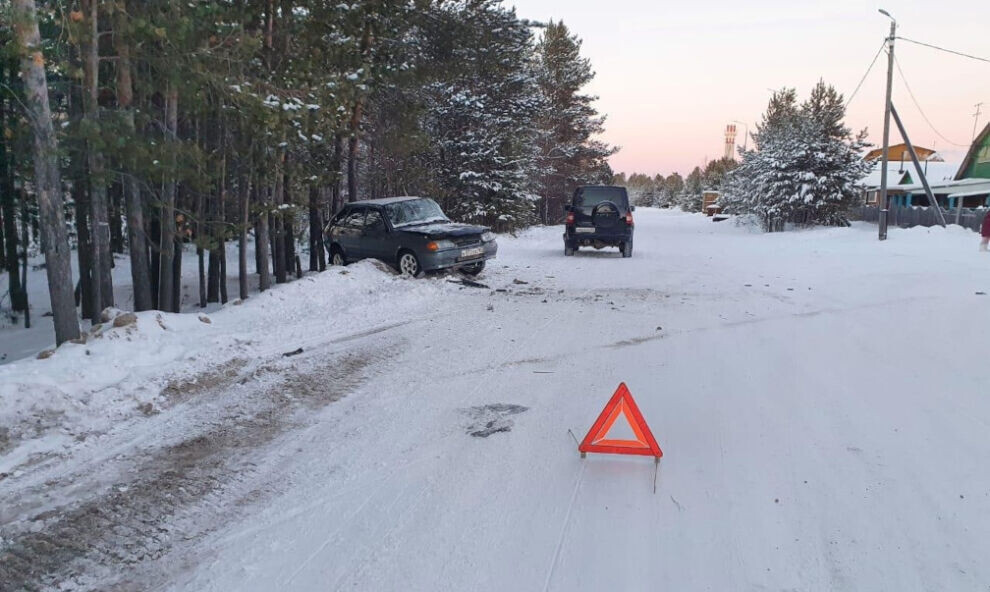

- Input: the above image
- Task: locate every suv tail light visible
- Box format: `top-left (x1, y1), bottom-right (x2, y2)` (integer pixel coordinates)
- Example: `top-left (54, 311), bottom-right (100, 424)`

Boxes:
top-left (565, 211), bottom-right (575, 225)
top-left (625, 211), bottom-right (634, 226)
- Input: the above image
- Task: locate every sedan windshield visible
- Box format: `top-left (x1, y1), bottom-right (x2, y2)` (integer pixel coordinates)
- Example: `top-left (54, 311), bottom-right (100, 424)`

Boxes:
top-left (385, 198), bottom-right (449, 228)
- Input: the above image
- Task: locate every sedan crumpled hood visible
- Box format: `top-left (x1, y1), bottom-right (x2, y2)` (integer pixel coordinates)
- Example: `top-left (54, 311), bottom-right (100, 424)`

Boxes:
top-left (399, 222), bottom-right (488, 238)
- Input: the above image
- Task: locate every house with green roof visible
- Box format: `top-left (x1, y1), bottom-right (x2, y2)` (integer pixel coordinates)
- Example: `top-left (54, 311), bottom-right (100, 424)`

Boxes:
top-left (876, 124), bottom-right (990, 210)
top-left (956, 123), bottom-right (990, 181)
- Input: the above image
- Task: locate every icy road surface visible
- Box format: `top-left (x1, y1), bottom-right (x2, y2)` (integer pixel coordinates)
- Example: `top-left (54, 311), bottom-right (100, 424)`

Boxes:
top-left (2, 209), bottom-right (990, 591)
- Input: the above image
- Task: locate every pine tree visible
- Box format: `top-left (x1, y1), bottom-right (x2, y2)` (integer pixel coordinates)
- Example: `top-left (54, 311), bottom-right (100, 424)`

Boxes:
top-left (662, 172), bottom-right (684, 207)
top-left (723, 84), bottom-right (870, 230)
top-left (532, 20), bottom-right (615, 223)
top-left (678, 166), bottom-right (704, 211)
top-left (421, 1), bottom-right (545, 230)
top-left (12, 0), bottom-right (80, 344)
top-left (2, 0), bottom-right (623, 347)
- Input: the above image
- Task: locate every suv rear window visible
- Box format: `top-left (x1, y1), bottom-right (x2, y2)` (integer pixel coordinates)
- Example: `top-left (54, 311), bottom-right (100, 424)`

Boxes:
top-left (573, 187), bottom-right (629, 208)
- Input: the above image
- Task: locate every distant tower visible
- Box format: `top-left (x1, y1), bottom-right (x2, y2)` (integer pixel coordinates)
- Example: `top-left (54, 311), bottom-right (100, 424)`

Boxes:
top-left (724, 124), bottom-right (737, 160)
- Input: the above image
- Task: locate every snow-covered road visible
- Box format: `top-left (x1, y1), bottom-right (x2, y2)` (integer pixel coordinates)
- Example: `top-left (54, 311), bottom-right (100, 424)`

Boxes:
top-left (3, 209), bottom-right (990, 591)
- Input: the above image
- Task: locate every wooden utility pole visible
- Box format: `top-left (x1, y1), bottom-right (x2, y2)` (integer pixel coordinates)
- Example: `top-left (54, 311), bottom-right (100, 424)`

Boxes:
top-left (878, 10), bottom-right (896, 241)
top-left (13, 0), bottom-right (81, 344)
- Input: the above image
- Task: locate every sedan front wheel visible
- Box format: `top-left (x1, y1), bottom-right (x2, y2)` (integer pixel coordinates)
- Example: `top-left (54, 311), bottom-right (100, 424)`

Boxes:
top-left (398, 251), bottom-right (423, 277)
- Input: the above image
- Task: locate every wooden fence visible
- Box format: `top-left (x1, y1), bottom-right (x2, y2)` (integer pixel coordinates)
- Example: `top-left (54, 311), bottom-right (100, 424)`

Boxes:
top-left (854, 206), bottom-right (988, 233)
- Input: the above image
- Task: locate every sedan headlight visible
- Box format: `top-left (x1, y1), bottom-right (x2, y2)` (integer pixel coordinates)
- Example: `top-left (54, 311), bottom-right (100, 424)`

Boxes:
top-left (482, 231), bottom-right (496, 243)
top-left (426, 239), bottom-right (457, 252)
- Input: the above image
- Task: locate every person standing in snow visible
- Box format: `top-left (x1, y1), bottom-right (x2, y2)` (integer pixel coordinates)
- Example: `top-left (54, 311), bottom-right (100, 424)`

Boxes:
top-left (982, 210), bottom-right (990, 252)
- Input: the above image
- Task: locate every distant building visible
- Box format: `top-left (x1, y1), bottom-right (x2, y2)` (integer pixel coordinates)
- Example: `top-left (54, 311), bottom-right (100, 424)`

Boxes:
top-left (702, 191), bottom-right (721, 216)
top-left (956, 123), bottom-right (990, 180)
top-left (863, 143), bottom-right (941, 162)
top-left (723, 125), bottom-right (737, 161)
top-left (859, 124), bottom-right (990, 209)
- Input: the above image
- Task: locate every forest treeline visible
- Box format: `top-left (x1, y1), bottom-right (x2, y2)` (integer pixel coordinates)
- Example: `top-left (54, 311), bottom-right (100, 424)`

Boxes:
top-left (615, 158), bottom-right (737, 212)
top-left (616, 82), bottom-right (869, 231)
top-left (1, 0), bottom-right (614, 345)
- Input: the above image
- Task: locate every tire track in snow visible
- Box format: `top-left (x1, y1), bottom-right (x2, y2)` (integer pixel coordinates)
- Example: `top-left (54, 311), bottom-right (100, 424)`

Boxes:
top-left (541, 462), bottom-right (587, 592)
top-left (0, 341), bottom-right (397, 591)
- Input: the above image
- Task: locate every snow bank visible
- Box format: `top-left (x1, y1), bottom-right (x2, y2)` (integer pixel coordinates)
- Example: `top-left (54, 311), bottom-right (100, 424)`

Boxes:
top-left (0, 261), bottom-right (443, 462)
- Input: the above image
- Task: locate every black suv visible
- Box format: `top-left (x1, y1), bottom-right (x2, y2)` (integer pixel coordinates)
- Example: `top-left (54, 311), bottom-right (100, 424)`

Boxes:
top-left (563, 185), bottom-right (634, 257)
top-left (324, 197), bottom-right (497, 277)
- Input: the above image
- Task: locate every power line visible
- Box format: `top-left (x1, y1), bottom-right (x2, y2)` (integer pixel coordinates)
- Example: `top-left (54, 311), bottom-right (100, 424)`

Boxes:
top-left (892, 55), bottom-right (970, 147)
top-left (897, 37), bottom-right (990, 65)
top-left (845, 40), bottom-right (887, 108)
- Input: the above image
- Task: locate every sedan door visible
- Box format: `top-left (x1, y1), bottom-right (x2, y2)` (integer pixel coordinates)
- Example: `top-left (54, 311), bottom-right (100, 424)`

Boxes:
top-left (360, 208), bottom-right (395, 262)
top-left (334, 207), bottom-right (367, 261)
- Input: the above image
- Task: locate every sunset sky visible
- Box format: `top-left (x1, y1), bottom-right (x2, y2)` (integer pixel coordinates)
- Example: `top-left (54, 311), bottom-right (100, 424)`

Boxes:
top-left (512, 0), bottom-right (990, 177)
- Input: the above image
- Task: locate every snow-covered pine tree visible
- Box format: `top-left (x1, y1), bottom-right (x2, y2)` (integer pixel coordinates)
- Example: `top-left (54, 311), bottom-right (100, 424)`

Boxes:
top-left (677, 166), bottom-right (704, 212)
top-left (722, 84), bottom-right (869, 231)
top-left (418, 1), bottom-right (544, 231)
top-left (794, 81), bottom-right (871, 226)
top-left (533, 21), bottom-right (616, 223)
top-left (661, 172), bottom-right (684, 208)
top-left (624, 172), bottom-right (656, 206)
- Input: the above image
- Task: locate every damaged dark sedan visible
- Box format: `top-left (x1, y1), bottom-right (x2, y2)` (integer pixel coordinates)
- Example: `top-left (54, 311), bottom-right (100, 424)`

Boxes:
top-left (324, 197), bottom-right (498, 277)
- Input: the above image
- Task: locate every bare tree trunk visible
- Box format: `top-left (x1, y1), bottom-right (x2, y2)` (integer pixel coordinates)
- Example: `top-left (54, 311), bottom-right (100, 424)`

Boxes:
top-left (171, 184), bottom-right (184, 312)
top-left (318, 189), bottom-right (327, 271)
top-left (216, 188), bottom-right (228, 304)
top-left (158, 84), bottom-right (178, 311)
top-left (1, 75), bottom-right (25, 311)
top-left (256, 179), bottom-right (272, 292)
top-left (196, 189), bottom-right (207, 308)
top-left (206, 228), bottom-right (219, 302)
top-left (219, 242), bottom-right (228, 303)
top-left (172, 235), bottom-right (182, 312)
top-left (0, 206), bottom-right (5, 274)
top-left (114, 1), bottom-right (153, 311)
top-left (346, 20), bottom-right (373, 203)
top-left (269, 210), bottom-right (277, 279)
top-left (13, 0), bottom-right (80, 344)
top-left (82, 0), bottom-right (113, 313)
top-left (149, 215), bottom-right (160, 309)
top-left (207, 163), bottom-right (222, 303)
top-left (331, 133), bottom-right (343, 213)
top-left (308, 185), bottom-right (322, 272)
top-left (73, 183), bottom-right (95, 320)
top-left (272, 152), bottom-right (287, 283)
top-left (282, 163), bottom-right (294, 276)
top-left (19, 190), bottom-right (30, 328)
top-left (284, 214), bottom-right (295, 276)
top-left (216, 145), bottom-right (228, 303)
top-left (83, 183), bottom-right (102, 322)
top-left (238, 174), bottom-right (250, 300)
top-left (109, 183), bottom-right (124, 253)
top-left (347, 132), bottom-right (360, 202)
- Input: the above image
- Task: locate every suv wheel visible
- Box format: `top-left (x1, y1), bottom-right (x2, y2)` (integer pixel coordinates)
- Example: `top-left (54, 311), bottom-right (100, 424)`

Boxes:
top-left (398, 251), bottom-right (423, 277)
top-left (621, 241), bottom-right (633, 258)
top-left (564, 243), bottom-right (575, 256)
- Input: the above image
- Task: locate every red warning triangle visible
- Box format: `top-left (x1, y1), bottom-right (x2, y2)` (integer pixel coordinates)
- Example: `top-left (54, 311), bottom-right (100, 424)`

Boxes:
top-left (579, 383), bottom-right (663, 458)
